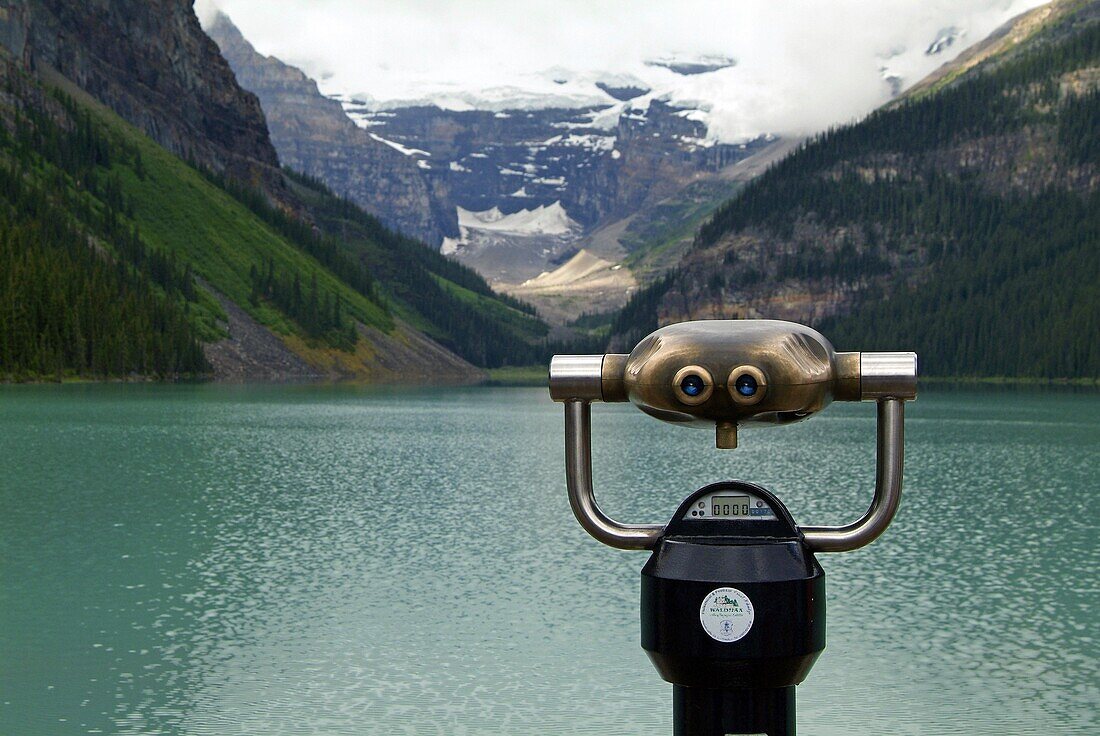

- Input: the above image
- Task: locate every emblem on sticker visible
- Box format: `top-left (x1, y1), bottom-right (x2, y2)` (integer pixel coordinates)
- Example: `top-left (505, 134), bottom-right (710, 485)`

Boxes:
top-left (699, 587), bottom-right (754, 642)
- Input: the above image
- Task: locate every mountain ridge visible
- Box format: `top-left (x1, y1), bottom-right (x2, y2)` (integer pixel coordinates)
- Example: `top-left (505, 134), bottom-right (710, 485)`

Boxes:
top-left (206, 12), bottom-right (455, 246)
top-left (0, 0), bottom-right (549, 382)
top-left (1, 0), bottom-right (286, 200)
top-left (608, 0), bottom-right (1099, 379)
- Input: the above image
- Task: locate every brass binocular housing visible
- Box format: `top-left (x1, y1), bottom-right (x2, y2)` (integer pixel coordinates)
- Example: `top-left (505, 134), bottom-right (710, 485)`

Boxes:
top-left (550, 320), bottom-right (916, 449)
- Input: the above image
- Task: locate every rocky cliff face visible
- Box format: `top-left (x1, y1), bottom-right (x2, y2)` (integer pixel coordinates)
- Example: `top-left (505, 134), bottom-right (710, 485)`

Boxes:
top-left (348, 98), bottom-right (770, 298)
top-left (353, 101), bottom-right (765, 231)
top-left (0, 2), bottom-right (29, 63)
top-left (206, 12), bottom-right (453, 246)
top-left (2, 0), bottom-right (283, 195)
top-left (610, 99), bottom-right (766, 219)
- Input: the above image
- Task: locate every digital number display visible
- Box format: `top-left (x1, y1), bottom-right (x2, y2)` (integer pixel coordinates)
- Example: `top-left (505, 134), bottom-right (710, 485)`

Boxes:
top-left (712, 495), bottom-right (751, 517)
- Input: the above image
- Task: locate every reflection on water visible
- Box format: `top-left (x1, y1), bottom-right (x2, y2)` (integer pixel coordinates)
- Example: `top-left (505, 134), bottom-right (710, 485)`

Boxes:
top-left (0, 385), bottom-right (1097, 734)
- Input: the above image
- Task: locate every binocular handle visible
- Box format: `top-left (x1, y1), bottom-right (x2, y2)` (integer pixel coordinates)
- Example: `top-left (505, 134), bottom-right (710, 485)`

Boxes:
top-left (562, 397), bottom-right (906, 551)
top-left (564, 399), bottom-right (665, 549)
top-left (800, 397), bottom-right (904, 551)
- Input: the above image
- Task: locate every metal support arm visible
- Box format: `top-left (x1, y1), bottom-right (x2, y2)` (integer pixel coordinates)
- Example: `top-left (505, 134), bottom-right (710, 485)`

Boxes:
top-left (562, 397), bottom-right (906, 553)
top-left (565, 400), bottom-right (664, 550)
top-left (800, 398), bottom-right (904, 552)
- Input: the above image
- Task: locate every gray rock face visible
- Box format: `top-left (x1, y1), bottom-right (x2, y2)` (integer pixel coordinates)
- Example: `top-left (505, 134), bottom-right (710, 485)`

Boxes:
top-left (354, 99), bottom-right (774, 297)
top-left (354, 100), bottom-right (770, 230)
top-left (206, 13), bottom-right (454, 245)
top-left (0, 2), bottom-right (30, 63)
top-left (595, 81), bottom-right (649, 101)
top-left (612, 100), bottom-right (769, 217)
top-left (6, 0), bottom-right (283, 195)
top-left (644, 55), bottom-right (737, 75)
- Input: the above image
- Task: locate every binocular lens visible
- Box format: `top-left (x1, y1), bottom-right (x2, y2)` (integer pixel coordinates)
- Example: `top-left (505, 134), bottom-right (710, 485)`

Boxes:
top-left (680, 375), bottom-right (706, 397)
top-left (735, 374), bottom-right (759, 397)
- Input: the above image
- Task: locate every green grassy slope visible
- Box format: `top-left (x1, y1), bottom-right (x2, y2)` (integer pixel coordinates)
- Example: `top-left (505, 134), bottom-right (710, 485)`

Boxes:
top-left (0, 64), bottom-right (216, 380)
top-left (286, 171), bottom-right (549, 367)
top-left (0, 55), bottom-right (551, 379)
top-left (620, 179), bottom-right (745, 279)
top-left (104, 104), bottom-right (393, 339)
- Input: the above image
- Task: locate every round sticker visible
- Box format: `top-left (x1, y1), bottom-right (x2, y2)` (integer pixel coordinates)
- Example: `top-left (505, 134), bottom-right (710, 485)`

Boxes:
top-left (699, 587), bottom-right (755, 642)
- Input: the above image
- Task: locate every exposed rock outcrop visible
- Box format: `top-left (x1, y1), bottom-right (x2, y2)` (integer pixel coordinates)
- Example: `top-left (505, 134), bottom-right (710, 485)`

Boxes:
top-left (206, 12), bottom-right (453, 245)
top-left (3, 0), bottom-right (284, 196)
top-left (352, 101), bottom-right (767, 231)
top-left (595, 81), bottom-right (649, 101)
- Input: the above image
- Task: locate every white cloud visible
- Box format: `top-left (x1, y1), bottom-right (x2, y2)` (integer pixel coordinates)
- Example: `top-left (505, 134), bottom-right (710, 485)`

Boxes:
top-left (193, 0), bottom-right (221, 28)
top-left (197, 0), bottom-right (1049, 142)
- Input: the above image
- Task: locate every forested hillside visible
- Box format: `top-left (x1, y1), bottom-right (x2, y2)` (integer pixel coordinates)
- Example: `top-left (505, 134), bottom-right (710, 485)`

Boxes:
top-left (609, 0), bottom-right (1099, 380)
top-left (0, 49), bottom-right (547, 380)
top-left (0, 69), bottom-right (213, 378)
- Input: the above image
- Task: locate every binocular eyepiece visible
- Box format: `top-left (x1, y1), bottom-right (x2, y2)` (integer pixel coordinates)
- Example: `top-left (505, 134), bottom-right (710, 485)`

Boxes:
top-left (550, 320), bottom-right (916, 448)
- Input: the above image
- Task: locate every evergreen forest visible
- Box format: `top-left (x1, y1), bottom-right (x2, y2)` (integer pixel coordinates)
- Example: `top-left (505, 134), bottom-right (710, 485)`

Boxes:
top-left (611, 11), bottom-right (1100, 380)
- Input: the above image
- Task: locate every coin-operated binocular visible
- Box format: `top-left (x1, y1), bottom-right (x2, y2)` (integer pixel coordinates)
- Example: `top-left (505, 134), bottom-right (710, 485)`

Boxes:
top-left (549, 320), bottom-right (917, 736)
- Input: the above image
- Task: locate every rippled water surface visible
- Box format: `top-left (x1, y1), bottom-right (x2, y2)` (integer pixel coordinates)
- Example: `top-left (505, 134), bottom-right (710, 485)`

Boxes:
top-left (1, 385), bottom-right (1097, 735)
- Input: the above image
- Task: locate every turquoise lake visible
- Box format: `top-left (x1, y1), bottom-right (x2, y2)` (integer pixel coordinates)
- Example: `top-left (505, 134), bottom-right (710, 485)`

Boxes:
top-left (1, 385), bottom-right (1097, 734)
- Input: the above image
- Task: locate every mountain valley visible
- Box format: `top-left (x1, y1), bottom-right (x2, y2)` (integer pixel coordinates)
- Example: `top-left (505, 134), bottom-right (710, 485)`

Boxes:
top-left (0, 0), bottom-right (1095, 382)
top-left (207, 6), bottom-right (1027, 330)
top-left (205, 11), bottom-right (788, 324)
top-left (0, 0), bottom-right (548, 382)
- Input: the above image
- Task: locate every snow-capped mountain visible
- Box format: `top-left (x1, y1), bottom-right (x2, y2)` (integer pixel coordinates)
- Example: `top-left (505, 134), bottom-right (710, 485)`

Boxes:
top-left (201, 0), bottom-right (1051, 322)
top-left (336, 94), bottom-right (774, 285)
top-left (298, 0), bottom-right (1048, 145)
top-left (320, 6), bottom-right (1041, 293)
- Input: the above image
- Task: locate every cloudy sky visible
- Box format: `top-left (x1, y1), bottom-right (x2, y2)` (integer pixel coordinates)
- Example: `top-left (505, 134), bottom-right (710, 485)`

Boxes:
top-left (195, 0), bottom-right (1048, 142)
